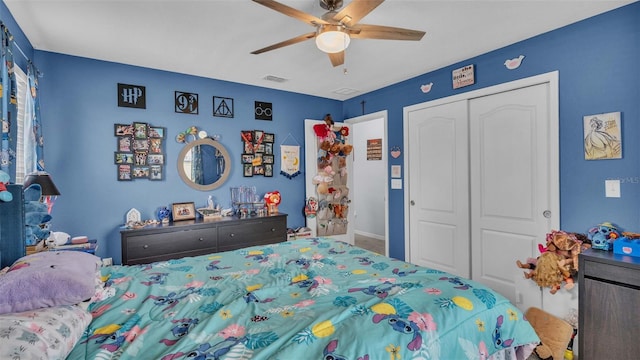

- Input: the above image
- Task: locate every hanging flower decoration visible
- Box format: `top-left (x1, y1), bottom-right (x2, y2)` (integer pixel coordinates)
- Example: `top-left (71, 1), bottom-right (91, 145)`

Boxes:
top-left (176, 126), bottom-right (199, 143)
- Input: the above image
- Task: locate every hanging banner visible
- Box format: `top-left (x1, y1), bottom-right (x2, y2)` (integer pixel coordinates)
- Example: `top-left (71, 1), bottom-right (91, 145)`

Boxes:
top-left (280, 144), bottom-right (300, 179)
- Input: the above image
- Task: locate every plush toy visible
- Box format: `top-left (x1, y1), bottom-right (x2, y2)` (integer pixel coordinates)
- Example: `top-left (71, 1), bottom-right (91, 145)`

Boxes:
top-left (588, 222), bottom-right (620, 250)
top-left (525, 307), bottom-right (575, 360)
top-left (23, 184), bottom-right (52, 246)
top-left (312, 166), bottom-right (334, 195)
top-left (0, 169), bottom-right (12, 202)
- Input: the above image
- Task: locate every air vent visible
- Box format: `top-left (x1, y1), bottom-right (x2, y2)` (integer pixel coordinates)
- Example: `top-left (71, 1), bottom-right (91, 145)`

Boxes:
top-left (262, 75), bottom-right (288, 83)
top-left (332, 87), bottom-right (359, 95)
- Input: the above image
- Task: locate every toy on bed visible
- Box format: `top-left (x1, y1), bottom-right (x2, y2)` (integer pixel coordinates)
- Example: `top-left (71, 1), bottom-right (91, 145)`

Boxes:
top-left (0, 169), bottom-right (13, 202)
top-left (587, 221), bottom-right (621, 250)
top-left (516, 230), bottom-right (588, 294)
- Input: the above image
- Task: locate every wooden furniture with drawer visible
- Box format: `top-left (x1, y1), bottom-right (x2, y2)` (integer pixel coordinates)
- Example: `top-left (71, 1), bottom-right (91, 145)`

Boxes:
top-left (121, 213), bottom-right (287, 265)
top-left (578, 248), bottom-right (640, 360)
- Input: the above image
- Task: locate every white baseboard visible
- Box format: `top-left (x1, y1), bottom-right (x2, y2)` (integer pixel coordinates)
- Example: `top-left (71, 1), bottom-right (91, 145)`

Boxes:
top-left (354, 230), bottom-right (384, 241)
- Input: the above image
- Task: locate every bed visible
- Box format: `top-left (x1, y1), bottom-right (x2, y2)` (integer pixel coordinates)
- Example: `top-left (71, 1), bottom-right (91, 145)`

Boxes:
top-left (1, 237), bottom-right (539, 359)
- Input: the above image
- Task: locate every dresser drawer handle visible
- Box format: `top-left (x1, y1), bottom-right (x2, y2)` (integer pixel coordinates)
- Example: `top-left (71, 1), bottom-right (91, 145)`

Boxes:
top-left (199, 237), bottom-right (204, 241)
top-left (270, 228), bottom-right (276, 232)
top-left (229, 233), bottom-right (235, 237)
top-left (143, 244), bottom-right (149, 249)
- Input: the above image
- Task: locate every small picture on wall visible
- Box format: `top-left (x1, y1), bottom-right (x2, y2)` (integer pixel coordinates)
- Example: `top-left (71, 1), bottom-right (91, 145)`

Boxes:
top-left (253, 165), bottom-right (265, 175)
top-left (583, 111), bottom-right (622, 160)
top-left (263, 154), bottom-right (274, 164)
top-left (263, 133), bottom-right (274, 143)
top-left (133, 122), bottom-right (148, 139)
top-left (265, 142), bottom-right (273, 155)
top-left (149, 138), bottom-right (163, 153)
top-left (134, 151), bottom-right (148, 166)
top-left (148, 154), bottom-right (164, 165)
top-left (117, 136), bottom-right (132, 152)
top-left (149, 165), bottom-right (163, 180)
top-left (242, 154), bottom-right (254, 164)
top-left (114, 124), bottom-right (133, 136)
top-left (132, 166), bottom-right (150, 178)
top-left (264, 164), bottom-right (273, 177)
top-left (243, 163), bottom-right (253, 177)
top-left (115, 152), bottom-right (134, 164)
top-left (149, 126), bottom-right (166, 138)
top-left (118, 164), bottom-right (132, 181)
top-left (133, 139), bottom-right (149, 151)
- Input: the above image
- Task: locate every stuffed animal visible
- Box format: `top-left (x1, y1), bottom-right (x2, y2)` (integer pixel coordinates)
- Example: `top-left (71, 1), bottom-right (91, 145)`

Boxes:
top-left (24, 184), bottom-right (52, 246)
top-left (588, 222), bottom-right (620, 250)
top-left (0, 169), bottom-right (12, 202)
top-left (525, 307), bottom-right (575, 360)
top-left (312, 166), bottom-right (334, 195)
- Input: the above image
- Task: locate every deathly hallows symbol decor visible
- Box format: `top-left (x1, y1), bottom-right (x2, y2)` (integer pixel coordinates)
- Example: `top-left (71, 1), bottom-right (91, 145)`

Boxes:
top-left (213, 96), bottom-right (234, 118)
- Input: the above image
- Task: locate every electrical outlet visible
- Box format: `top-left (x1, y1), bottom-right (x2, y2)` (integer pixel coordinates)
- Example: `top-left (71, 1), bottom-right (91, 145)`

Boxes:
top-left (102, 257), bottom-right (113, 267)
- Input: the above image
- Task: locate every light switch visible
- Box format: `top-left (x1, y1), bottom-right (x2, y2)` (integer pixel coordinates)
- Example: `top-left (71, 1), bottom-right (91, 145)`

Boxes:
top-left (391, 179), bottom-right (402, 189)
top-left (605, 179), bottom-right (621, 198)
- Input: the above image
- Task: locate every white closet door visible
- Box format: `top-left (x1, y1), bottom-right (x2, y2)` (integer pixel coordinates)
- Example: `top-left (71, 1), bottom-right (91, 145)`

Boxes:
top-left (407, 100), bottom-right (470, 277)
top-left (469, 83), bottom-right (556, 303)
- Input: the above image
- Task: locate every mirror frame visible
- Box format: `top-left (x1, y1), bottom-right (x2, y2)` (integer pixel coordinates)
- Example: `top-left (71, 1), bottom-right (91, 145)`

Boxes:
top-left (177, 138), bottom-right (231, 191)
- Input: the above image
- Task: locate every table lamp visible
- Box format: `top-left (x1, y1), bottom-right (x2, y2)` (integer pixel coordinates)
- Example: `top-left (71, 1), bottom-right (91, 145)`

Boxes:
top-left (23, 171), bottom-right (60, 213)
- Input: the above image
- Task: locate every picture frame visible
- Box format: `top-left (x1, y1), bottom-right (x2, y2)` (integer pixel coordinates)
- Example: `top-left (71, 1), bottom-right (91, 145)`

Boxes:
top-left (253, 165), bottom-right (265, 175)
top-left (149, 138), bottom-right (163, 153)
top-left (262, 154), bottom-right (274, 164)
top-left (132, 166), bottom-right (150, 179)
top-left (254, 130), bottom-right (264, 143)
top-left (134, 151), bottom-right (148, 165)
top-left (133, 122), bottom-right (148, 139)
top-left (213, 96), bottom-right (234, 118)
top-left (241, 130), bottom-right (253, 142)
top-left (114, 123), bottom-right (133, 136)
top-left (149, 165), bottom-right (163, 180)
top-left (263, 132), bottom-right (274, 143)
top-left (583, 111), bottom-right (622, 160)
top-left (115, 152), bottom-right (134, 164)
top-left (117, 136), bottom-right (132, 152)
top-left (133, 139), bottom-right (150, 151)
top-left (242, 153), bottom-right (255, 164)
top-left (264, 164), bottom-right (273, 177)
top-left (147, 154), bottom-right (164, 165)
top-left (149, 126), bottom-right (166, 138)
top-left (118, 164), bottom-right (132, 181)
top-left (265, 142), bottom-right (273, 155)
top-left (172, 202), bottom-right (196, 221)
top-left (243, 163), bottom-right (254, 177)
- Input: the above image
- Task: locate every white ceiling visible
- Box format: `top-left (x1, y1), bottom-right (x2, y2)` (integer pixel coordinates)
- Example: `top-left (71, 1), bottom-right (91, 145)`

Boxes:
top-left (4, 0), bottom-right (635, 100)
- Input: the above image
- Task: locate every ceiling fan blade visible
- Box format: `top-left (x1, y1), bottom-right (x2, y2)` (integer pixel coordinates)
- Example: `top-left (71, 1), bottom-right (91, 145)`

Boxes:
top-left (251, 32), bottom-right (317, 54)
top-left (253, 0), bottom-right (328, 26)
top-left (332, 0), bottom-right (384, 26)
top-left (328, 51), bottom-right (345, 67)
top-left (349, 24), bottom-right (425, 41)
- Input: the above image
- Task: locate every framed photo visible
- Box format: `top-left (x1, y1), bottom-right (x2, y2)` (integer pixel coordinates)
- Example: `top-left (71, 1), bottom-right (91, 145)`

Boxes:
top-left (148, 154), bottom-right (164, 165)
top-left (132, 166), bottom-right (150, 178)
top-left (172, 202), bottom-right (196, 221)
top-left (133, 122), bottom-right (148, 139)
top-left (241, 130), bottom-right (253, 142)
top-left (254, 130), bottom-right (264, 143)
top-left (133, 139), bottom-right (150, 151)
top-left (263, 133), bottom-right (274, 143)
top-left (253, 165), bottom-right (265, 175)
top-left (115, 152), bottom-right (134, 164)
top-left (114, 123), bottom-right (133, 136)
top-left (583, 111), bottom-right (622, 160)
top-left (149, 126), bottom-right (166, 138)
top-left (117, 136), bottom-right (132, 152)
top-left (264, 164), bottom-right (273, 177)
top-left (242, 153), bottom-right (254, 164)
top-left (118, 164), bottom-right (132, 181)
top-left (134, 151), bottom-right (148, 165)
top-left (254, 143), bottom-right (265, 153)
top-left (149, 138), bottom-right (163, 153)
top-left (243, 163), bottom-right (254, 177)
top-left (262, 154), bottom-right (274, 164)
top-left (265, 142), bottom-right (273, 155)
top-left (243, 142), bottom-right (254, 153)
top-left (149, 165), bottom-right (163, 180)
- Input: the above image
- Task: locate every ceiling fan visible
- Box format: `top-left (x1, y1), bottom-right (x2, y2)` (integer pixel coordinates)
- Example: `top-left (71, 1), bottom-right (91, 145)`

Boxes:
top-left (251, 0), bottom-right (426, 67)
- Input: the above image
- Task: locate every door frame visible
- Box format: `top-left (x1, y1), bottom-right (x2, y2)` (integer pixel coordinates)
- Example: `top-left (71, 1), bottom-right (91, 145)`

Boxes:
top-left (345, 110), bottom-right (389, 256)
top-left (403, 71), bottom-right (559, 261)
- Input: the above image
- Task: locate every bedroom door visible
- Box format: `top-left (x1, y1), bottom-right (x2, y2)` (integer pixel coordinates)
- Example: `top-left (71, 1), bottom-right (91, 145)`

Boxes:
top-left (405, 73), bottom-right (559, 304)
top-left (304, 119), bottom-right (354, 244)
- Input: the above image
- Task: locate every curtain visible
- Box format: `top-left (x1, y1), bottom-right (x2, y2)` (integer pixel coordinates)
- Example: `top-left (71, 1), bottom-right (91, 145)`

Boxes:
top-left (27, 63), bottom-right (44, 172)
top-left (1, 24), bottom-right (17, 175)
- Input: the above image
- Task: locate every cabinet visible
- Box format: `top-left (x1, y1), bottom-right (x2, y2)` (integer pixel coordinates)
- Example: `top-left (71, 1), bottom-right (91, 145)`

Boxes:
top-left (578, 249), bottom-right (640, 360)
top-left (121, 213), bottom-right (287, 265)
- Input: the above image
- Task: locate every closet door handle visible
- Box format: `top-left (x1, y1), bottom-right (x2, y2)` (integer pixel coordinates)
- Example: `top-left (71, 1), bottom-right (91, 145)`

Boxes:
top-left (543, 210), bottom-right (551, 218)
top-left (410, 200), bottom-right (415, 206)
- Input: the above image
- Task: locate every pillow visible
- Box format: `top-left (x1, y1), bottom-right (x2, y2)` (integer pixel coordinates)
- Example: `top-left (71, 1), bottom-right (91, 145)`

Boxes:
top-left (0, 251), bottom-right (102, 314)
top-left (0, 304), bottom-right (92, 360)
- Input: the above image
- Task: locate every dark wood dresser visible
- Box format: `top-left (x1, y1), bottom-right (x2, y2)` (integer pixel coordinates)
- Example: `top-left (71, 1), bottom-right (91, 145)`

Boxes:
top-left (578, 248), bottom-right (640, 360)
top-left (120, 213), bottom-right (287, 265)
top-left (0, 185), bottom-right (26, 268)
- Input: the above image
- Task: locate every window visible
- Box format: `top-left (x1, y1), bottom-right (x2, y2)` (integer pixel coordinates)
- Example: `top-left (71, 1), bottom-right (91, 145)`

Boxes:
top-left (14, 65), bottom-right (33, 184)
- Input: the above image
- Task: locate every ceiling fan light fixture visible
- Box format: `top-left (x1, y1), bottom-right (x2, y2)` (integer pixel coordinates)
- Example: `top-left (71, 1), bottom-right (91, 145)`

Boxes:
top-left (315, 25), bottom-right (350, 53)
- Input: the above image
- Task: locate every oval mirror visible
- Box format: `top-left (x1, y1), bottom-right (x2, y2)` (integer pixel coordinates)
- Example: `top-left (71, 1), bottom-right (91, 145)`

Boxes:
top-left (177, 138), bottom-right (231, 191)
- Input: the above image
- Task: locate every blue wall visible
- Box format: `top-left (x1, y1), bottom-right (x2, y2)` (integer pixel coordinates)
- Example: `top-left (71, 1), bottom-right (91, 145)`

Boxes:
top-left (343, 2), bottom-right (640, 258)
top-left (3, 2), bottom-right (639, 263)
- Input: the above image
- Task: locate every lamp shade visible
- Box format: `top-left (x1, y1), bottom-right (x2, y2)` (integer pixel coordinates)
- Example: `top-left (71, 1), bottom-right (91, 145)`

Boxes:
top-left (23, 172), bottom-right (61, 196)
top-left (316, 25), bottom-right (350, 53)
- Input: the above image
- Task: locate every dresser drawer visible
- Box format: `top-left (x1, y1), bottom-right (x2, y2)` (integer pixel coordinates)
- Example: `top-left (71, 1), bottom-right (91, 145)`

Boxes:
top-left (218, 217), bottom-right (286, 251)
top-left (124, 228), bottom-right (216, 264)
top-left (583, 258), bottom-right (640, 288)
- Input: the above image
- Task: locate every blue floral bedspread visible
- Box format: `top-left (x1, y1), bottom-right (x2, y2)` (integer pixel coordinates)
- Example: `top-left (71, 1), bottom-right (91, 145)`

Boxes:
top-left (68, 237), bottom-right (539, 359)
